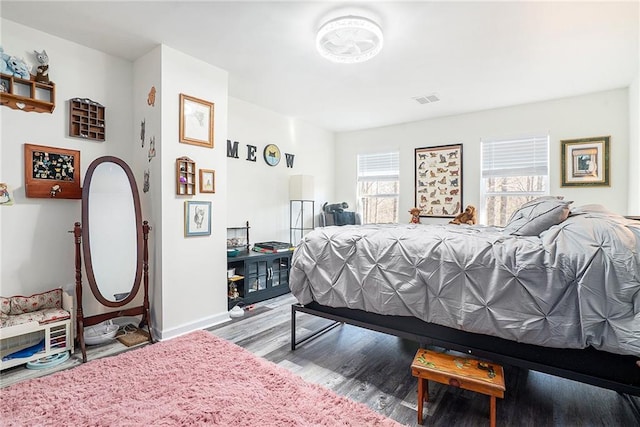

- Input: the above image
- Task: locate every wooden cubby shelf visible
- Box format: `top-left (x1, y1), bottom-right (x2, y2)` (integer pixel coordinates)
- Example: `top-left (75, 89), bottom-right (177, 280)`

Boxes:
top-left (0, 73), bottom-right (56, 114)
top-left (176, 156), bottom-right (196, 196)
top-left (69, 97), bottom-right (105, 141)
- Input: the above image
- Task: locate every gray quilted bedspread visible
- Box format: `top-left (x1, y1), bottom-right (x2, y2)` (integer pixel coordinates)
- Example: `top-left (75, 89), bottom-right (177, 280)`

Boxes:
top-left (289, 206), bottom-right (640, 356)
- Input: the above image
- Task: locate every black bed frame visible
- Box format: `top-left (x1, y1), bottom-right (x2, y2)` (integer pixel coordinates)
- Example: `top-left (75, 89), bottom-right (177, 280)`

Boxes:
top-left (291, 302), bottom-right (640, 397)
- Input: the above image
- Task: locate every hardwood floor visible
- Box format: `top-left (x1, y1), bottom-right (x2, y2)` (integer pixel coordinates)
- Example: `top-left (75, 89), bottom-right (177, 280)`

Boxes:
top-left (209, 294), bottom-right (640, 427)
top-left (2, 293), bottom-right (639, 426)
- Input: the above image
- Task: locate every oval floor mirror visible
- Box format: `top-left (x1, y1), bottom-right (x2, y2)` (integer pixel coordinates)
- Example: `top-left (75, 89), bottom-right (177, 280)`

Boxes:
top-left (73, 156), bottom-right (153, 362)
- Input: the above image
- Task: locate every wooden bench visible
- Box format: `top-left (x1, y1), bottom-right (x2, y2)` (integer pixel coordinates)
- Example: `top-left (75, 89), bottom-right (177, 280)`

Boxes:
top-left (411, 349), bottom-right (505, 426)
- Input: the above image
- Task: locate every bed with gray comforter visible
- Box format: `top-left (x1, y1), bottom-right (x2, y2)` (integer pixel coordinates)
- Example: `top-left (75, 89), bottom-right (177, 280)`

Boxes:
top-left (290, 204), bottom-right (640, 358)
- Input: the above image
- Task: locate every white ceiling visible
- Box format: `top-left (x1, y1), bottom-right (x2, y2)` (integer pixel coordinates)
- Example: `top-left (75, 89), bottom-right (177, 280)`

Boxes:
top-left (2, 1), bottom-right (638, 132)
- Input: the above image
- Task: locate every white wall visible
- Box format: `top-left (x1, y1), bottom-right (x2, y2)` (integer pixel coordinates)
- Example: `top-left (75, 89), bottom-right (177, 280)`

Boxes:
top-left (335, 89), bottom-right (632, 223)
top-left (628, 75), bottom-right (639, 215)
top-left (157, 46), bottom-right (229, 339)
top-left (227, 97), bottom-right (335, 244)
top-left (1, 21), bottom-right (231, 341)
top-left (0, 19), bottom-right (133, 303)
top-left (133, 46), bottom-right (162, 332)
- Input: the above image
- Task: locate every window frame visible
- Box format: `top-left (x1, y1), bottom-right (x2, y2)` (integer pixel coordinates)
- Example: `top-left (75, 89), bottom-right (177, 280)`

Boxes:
top-left (480, 134), bottom-right (550, 226)
top-left (356, 151), bottom-right (400, 224)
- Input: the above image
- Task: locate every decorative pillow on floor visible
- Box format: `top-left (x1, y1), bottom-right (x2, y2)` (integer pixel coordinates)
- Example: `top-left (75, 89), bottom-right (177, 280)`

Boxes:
top-left (504, 197), bottom-right (572, 236)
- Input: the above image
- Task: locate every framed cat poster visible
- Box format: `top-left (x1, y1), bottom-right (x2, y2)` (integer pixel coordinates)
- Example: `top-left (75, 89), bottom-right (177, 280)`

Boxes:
top-left (415, 144), bottom-right (463, 218)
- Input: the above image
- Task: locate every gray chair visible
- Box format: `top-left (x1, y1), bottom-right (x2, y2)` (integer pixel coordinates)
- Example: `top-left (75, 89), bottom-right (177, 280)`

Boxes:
top-left (320, 211), bottom-right (362, 226)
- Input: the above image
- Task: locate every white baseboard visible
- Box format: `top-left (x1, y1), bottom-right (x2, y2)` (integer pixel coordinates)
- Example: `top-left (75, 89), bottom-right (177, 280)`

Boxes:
top-left (154, 312), bottom-right (231, 341)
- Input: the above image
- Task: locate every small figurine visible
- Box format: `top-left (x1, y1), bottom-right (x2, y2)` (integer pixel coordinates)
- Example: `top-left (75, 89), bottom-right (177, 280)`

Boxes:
top-left (148, 136), bottom-right (156, 162)
top-left (409, 207), bottom-right (421, 224)
top-left (0, 183), bottom-right (12, 205)
top-left (33, 49), bottom-right (50, 83)
top-left (147, 86), bottom-right (156, 106)
top-left (50, 184), bottom-right (61, 197)
top-left (0, 82), bottom-right (6, 93)
top-left (143, 169), bottom-right (150, 193)
top-left (140, 119), bottom-right (146, 147)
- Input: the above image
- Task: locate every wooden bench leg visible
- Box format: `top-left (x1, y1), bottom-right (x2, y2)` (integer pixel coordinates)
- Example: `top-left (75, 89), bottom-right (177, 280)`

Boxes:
top-left (417, 378), bottom-right (428, 425)
top-left (490, 396), bottom-right (496, 427)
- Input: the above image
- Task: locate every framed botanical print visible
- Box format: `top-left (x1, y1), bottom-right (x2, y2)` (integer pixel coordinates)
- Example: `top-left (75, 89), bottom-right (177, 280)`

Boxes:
top-left (179, 93), bottom-right (214, 148)
top-left (415, 144), bottom-right (463, 218)
top-left (561, 136), bottom-right (610, 186)
top-left (24, 143), bottom-right (81, 199)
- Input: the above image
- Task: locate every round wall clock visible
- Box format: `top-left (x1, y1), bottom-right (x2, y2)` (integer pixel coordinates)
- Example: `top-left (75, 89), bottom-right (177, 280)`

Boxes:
top-left (263, 144), bottom-right (281, 166)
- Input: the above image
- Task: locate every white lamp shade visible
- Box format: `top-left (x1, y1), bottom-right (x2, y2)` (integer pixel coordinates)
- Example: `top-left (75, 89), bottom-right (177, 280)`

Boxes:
top-left (289, 175), bottom-right (315, 200)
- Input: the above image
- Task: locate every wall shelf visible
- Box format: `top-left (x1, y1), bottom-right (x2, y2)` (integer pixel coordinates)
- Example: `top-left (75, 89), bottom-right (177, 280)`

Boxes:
top-left (227, 221), bottom-right (250, 252)
top-left (69, 98), bottom-right (105, 141)
top-left (176, 156), bottom-right (196, 196)
top-left (0, 73), bottom-right (56, 113)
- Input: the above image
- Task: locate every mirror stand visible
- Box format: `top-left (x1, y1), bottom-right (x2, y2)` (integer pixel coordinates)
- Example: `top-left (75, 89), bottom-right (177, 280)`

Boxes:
top-left (73, 221), bottom-right (153, 362)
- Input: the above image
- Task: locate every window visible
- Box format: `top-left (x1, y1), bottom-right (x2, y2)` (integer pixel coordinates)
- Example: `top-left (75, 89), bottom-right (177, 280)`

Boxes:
top-left (357, 152), bottom-right (399, 224)
top-left (481, 134), bottom-right (549, 226)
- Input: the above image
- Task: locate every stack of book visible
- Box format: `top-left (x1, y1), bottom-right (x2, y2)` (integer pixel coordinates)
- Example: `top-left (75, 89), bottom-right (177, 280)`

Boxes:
top-left (252, 241), bottom-right (293, 253)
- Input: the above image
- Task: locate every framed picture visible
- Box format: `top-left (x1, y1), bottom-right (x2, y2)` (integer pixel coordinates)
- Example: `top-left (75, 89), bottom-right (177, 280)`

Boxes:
top-left (561, 136), bottom-right (610, 186)
top-left (0, 183), bottom-right (14, 206)
top-left (185, 201), bottom-right (211, 236)
top-left (199, 169), bottom-right (215, 193)
top-left (24, 143), bottom-right (81, 199)
top-left (179, 93), bottom-right (214, 148)
top-left (415, 144), bottom-right (463, 218)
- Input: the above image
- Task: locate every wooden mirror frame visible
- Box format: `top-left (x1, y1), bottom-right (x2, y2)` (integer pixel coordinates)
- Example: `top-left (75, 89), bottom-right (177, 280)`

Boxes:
top-left (82, 156), bottom-right (142, 307)
top-left (74, 156), bottom-right (153, 362)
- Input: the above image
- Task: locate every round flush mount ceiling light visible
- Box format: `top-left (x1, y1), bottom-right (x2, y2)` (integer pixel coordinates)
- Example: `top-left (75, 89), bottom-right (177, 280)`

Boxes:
top-left (316, 15), bottom-right (383, 64)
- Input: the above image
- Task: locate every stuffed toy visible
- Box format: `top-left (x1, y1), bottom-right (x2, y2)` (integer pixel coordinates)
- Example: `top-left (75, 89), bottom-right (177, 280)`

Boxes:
top-left (7, 56), bottom-right (30, 79)
top-left (33, 49), bottom-right (50, 83)
top-left (449, 204), bottom-right (477, 225)
top-left (409, 207), bottom-right (421, 224)
top-left (323, 202), bottom-right (348, 213)
top-left (0, 46), bottom-right (12, 75)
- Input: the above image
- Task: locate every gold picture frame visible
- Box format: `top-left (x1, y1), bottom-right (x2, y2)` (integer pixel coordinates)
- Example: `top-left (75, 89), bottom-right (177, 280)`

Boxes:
top-left (561, 136), bottom-right (610, 187)
top-left (179, 93), bottom-right (214, 148)
top-left (199, 169), bottom-right (215, 193)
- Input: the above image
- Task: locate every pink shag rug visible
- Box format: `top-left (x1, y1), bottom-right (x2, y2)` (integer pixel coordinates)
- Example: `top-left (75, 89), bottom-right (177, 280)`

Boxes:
top-left (1, 330), bottom-right (402, 426)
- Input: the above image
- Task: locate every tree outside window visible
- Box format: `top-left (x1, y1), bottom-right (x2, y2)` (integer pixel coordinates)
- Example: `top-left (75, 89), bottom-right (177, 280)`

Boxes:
top-left (357, 152), bottom-right (399, 224)
top-left (481, 135), bottom-right (549, 226)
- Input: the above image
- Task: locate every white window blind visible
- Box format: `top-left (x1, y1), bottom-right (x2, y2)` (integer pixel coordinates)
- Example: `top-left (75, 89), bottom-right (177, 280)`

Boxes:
top-left (482, 135), bottom-right (548, 178)
top-left (357, 152), bottom-right (399, 181)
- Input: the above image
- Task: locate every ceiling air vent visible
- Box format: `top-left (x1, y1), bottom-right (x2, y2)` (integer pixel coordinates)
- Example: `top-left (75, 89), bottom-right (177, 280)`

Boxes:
top-left (412, 94), bottom-right (440, 105)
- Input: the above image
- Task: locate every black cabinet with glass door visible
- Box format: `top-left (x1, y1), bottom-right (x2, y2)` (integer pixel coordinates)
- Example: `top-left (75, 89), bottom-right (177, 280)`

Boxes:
top-left (227, 251), bottom-right (292, 309)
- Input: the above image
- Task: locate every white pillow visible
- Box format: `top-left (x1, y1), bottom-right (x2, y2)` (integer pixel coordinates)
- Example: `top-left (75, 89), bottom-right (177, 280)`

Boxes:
top-left (504, 197), bottom-right (572, 236)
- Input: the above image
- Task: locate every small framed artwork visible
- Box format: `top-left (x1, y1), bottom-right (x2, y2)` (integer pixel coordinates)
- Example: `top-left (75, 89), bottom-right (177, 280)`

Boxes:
top-left (24, 143), bottom-right (81, 199)
top-left (179, 93), bottom-right (214, 148)
top-left (561, 136), bottom-right (610, 186)
top-left (415, 143), bottom-right (463, 218)
top-left (199, 169), bottom-right (215, 193)
top-left (185, 200), bottom-right (211, 237)
top-left (0, 183), bottom-right (14, 206)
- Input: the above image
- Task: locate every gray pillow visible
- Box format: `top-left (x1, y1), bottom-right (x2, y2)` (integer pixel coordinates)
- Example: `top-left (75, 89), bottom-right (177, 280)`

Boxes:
top-left (504, 197), bottom-right (572, 236)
